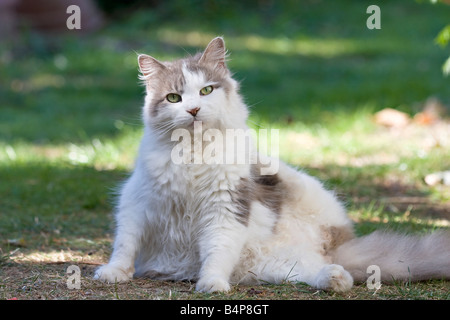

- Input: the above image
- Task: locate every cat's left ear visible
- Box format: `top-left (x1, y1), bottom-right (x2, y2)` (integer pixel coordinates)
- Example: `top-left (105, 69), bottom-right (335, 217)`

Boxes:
top-left (199, 37), bottom-right (227, 70)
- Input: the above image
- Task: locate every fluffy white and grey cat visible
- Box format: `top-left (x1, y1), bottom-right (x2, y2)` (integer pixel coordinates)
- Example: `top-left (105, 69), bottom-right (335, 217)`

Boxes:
top-left (94, 37), bottom-right (450, 292)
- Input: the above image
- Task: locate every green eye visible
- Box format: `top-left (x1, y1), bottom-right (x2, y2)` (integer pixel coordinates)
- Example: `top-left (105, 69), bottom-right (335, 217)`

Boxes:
top-left (166, 93), bottom-right (182, 103)
top-left (200, 85), bottom-right (213, 96)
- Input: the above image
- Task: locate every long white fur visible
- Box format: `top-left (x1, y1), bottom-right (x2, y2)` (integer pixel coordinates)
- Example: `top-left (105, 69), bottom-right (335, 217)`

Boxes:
top-left (94, 37), bottom-right (450, 293)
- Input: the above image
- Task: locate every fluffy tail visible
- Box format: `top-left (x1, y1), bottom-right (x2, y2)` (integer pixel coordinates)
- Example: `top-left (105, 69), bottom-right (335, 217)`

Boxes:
top-left (333, 230), bottom-right (450, 283)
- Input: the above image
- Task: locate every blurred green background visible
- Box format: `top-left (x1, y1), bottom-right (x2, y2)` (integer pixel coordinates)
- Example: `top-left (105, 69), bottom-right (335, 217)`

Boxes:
top-left (1, 0), bottom-right (449, 143)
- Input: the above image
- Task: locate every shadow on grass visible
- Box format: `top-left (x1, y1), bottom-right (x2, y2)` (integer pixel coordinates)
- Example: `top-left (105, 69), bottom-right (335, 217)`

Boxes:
top-left (0, 161), bottom-right (448, 300)
top-left (1, 161), bottom-right (448, 258)
top-left (305, 164), bottom-right (450, 235)
top-left (0, 162), bottom-right (128, 252)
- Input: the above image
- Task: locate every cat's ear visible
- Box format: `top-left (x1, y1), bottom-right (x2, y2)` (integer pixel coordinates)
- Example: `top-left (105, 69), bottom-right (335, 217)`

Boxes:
top-left (138, 54), bottom-right (166, 80)
top-left (199, 37), bottom-right (227, 69)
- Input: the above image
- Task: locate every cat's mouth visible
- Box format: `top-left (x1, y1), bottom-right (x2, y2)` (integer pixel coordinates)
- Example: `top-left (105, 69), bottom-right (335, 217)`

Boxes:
top-left (187, 117), bottom-right (207, 129)
top-left (181, 118), bottom-right (197, 131)
top-left (188, 118), bottom-right (197, 127)
top-left (174, 117), bottom-right (218, 134)
top-left (183, 119), bottom-right (215, 134)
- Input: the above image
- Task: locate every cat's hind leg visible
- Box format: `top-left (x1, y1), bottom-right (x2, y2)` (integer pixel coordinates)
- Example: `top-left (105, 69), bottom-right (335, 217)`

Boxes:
top-left (252, 255), bottom-right (354, 292)
top-left (311, 264), bottom-right (353, 292)
top-left (283, 263), bottom-right (353, 292)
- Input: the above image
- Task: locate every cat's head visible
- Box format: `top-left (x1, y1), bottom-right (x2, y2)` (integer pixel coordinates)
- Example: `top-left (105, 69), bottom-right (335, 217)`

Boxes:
top-left (138, 37), bottom-right (248, 136)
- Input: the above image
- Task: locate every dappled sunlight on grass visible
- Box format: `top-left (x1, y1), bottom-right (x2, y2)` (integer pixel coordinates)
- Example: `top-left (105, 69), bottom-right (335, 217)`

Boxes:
top-left (274, 108), bottom-right (450, 170)
top-left (0, 125), bottom-right (142, 170)
top-left (157, 28), bottom-right (385, 58)
top-left (10, 74), bottom-right (66, 93)
top-left (349, 200), bottom-right (450, 235)
top-left (9, 245), bottom-right (107, 265)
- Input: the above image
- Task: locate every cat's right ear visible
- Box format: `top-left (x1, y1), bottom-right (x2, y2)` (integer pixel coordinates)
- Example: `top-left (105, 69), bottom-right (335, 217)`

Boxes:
top-left (138, 54), bottom-right (166, 81)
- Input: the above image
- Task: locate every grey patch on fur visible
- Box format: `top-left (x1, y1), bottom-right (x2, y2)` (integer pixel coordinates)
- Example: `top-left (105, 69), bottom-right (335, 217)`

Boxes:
top-left (143, 53), bottom-right (235, 118)
top-left (147, 60), bottom-right (187, 117)
top-left (320, 225), bottom-right (355, 257)
top-left (140, 38), bottom-right (235, 120)
top-left (185, 53), bottom-right (234, 95)
top-left (231, 163), bottom-right (284, 226)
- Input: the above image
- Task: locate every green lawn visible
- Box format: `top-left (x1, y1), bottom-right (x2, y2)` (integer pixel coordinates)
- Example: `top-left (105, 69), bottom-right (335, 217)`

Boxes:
top-left (0, 0), bottom-right (449, 300)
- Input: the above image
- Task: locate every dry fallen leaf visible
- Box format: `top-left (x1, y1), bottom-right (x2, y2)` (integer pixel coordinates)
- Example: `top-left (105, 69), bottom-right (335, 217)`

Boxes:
top-left (6, 238), bottom-right (27, 247)
top-left (374, 108), bottom-right (410, 128)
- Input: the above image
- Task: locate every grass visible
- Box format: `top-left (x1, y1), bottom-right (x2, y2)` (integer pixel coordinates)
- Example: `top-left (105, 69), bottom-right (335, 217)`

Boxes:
top-left (1, 0), bottom-right (449, 300)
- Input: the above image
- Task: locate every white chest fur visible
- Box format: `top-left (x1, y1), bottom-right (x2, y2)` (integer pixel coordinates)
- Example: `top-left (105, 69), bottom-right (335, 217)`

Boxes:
top-left (131, 134), bottom-right (250, 279)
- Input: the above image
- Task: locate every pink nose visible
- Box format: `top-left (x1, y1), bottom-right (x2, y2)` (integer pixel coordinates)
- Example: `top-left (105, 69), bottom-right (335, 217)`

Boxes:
top-left (187, 107), bottom-right (200, 117)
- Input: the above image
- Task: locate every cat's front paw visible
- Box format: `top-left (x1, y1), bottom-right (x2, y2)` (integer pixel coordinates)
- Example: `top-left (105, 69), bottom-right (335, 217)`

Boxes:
top-left (314, 264), bottom-right (353, 292)
top-left (196, 275), bottom-right (231, 293)
top-left (94, 264), bottom-right (134, 283)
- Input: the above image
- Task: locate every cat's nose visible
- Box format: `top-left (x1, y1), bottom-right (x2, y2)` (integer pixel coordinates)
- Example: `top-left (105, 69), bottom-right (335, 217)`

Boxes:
top-left (187, 107), bottom-right (200, 117)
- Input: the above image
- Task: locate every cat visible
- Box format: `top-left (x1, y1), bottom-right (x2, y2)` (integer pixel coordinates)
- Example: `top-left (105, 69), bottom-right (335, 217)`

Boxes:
top-left (94, 37), bottom-right (450, 292)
